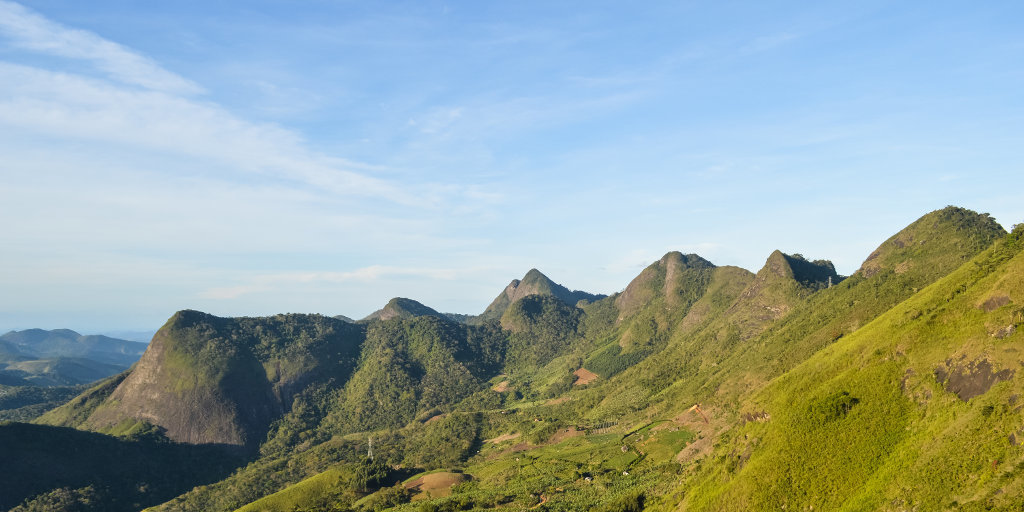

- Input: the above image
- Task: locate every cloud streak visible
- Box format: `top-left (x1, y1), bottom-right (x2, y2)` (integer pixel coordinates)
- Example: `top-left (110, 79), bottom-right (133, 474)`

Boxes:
top-left (0, 1), bottom-right (203, 95)
top-left (0, 62), bottom-right (415, 202)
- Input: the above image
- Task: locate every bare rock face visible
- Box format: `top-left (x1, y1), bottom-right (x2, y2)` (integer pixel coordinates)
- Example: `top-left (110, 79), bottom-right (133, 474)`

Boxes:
top-left (74, 310), bottom-right (369, 448)
top-left (934, 357), bottom-right (1015, 402)
top-left (82, 311), bottom-right (281, 447)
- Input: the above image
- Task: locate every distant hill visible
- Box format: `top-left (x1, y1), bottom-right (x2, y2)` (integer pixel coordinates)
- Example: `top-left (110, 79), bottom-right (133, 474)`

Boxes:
top-left (0, 329), bottom-right (147, 387)
top-left (0, 329), bottom-right (147, 367)
top-left (96, 329), bottom-right (156, 343)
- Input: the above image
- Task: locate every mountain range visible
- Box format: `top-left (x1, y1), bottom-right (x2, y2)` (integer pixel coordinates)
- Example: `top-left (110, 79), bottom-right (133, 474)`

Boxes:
top-left (2, 206), bottom-right (1022, 512)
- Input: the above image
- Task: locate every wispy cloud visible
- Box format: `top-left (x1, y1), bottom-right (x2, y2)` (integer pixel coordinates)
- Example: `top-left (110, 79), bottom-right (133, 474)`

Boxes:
top-left (0, 62), bottom-right (414, 202)
top-left (0, 0), bottom-right (202, 95)
top-left (199, 266), bottom-right (463, 299)
top-left (0, 2), bottom-right (476, 206)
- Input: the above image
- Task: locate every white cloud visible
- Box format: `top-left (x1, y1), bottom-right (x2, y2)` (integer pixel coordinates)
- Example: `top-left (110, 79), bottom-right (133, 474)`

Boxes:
top-left (0, 62), bottom-right (415, 202)
top-left (0, 2), bottom-right (458, 205)
top-left (0, 1), bottom-right (203, 95)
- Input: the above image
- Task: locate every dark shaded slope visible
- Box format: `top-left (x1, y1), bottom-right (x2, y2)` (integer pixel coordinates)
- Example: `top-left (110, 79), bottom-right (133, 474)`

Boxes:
top-left (500, 294), bottom-right (583, 373)
top-left (0, 422), bottom-right (241, 512)
top-left (143, 315), bottom-right (509, 512)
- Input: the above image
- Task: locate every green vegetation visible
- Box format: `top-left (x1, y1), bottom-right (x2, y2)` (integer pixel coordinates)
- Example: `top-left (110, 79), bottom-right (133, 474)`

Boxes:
top-left (9, 207), bottom-right (1022, 512)
top-left (363, 298), bottom-right (447, 322)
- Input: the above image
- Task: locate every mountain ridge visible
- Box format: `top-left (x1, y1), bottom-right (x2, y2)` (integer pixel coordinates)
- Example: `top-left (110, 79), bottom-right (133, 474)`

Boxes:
top-left (476, 268), bottom-right (606, 323)
top-left (9, 206), bottom-right (1021, 512)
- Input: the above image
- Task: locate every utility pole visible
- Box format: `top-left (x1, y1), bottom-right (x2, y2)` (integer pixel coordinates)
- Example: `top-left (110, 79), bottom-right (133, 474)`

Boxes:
top-left (367, 436), bottom-right (374, 461)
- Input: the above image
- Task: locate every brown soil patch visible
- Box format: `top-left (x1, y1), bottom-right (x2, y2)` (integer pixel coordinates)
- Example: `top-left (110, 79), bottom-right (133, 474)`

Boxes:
top-left (424, 413), bottom-right (446, 424)
top-left (492, 380), bottom-right (510, 392)
top-left (404, 472), bottom-right (468, 499)
top-left (573, 368), bottom-right (598, 386)
top-left (486, 432), bottom-right (521, 444)
top-left (546, 396), bottom-right (570, 405)
top-left (673, 405), bottom-right (730, 464)
top-left (548, 426), bottom-right (584, 444)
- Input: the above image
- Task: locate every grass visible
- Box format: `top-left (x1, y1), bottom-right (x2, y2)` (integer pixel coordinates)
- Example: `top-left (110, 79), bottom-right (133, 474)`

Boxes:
top-left (234, 468), bottom-right (348, 512)
top-left (674, 227), bottom-right (1024, 511)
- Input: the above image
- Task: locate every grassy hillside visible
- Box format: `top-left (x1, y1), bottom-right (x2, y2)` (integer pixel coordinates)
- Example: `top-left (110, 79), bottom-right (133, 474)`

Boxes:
top-left (671, 222), bottom-right (1024, 511)
top-left (690, 205), bottom-right (1008, 404)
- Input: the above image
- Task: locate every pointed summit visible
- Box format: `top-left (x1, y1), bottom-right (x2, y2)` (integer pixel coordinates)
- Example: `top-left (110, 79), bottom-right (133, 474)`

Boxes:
top-left (477, 269), bottom-right (604, 322)
top-left (725, 250), bottom-right (839, 340)
top-left (362, 297), bottom-right (445, 322)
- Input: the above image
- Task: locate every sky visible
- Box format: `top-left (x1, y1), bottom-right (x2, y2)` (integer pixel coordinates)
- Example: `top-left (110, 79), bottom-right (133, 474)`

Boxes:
top-left (1, 1), bottom-right (1023, 334)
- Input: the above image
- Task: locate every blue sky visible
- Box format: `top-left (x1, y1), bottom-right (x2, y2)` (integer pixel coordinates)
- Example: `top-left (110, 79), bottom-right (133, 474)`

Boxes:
top-left (1, 1), bottom-right (1022, 333)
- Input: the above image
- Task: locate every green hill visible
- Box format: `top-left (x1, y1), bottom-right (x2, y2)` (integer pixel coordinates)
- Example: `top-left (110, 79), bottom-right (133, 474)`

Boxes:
top-left (362, 297), bottom-right (447, 322)
top-left (674, 221), bottom-right (1024, 511)
top-left (475, 268), bottom-right (605, 323)
top-left (10, 206), bottom-right (1021, 512)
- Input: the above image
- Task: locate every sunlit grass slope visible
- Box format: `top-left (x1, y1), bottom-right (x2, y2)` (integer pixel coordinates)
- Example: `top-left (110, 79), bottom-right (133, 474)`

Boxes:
top-left (675, 225), bottom-right (1024, 511)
